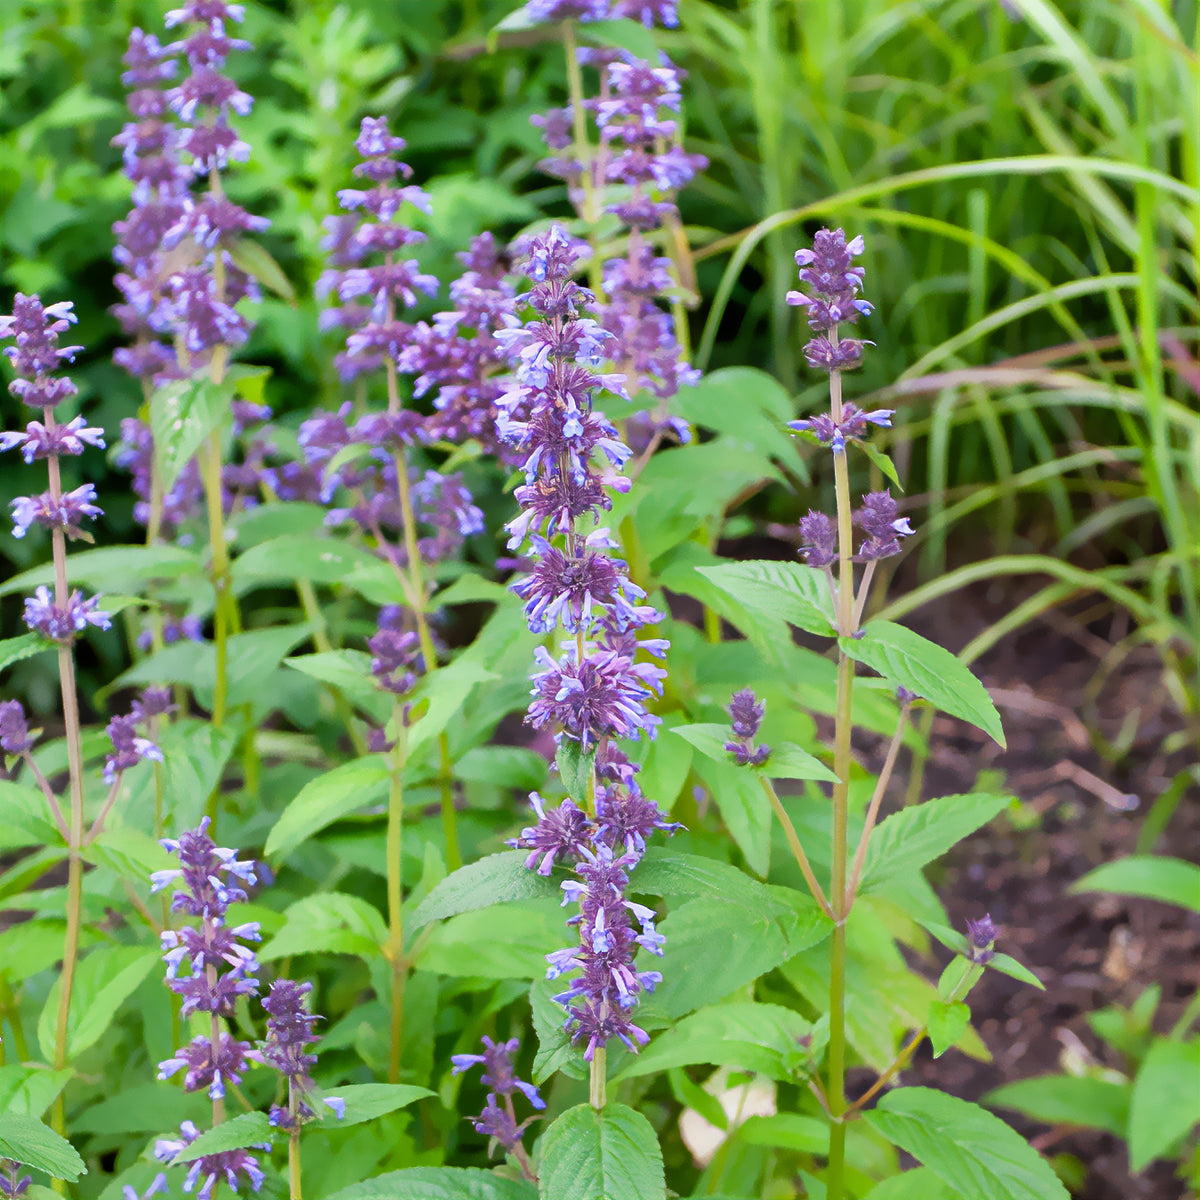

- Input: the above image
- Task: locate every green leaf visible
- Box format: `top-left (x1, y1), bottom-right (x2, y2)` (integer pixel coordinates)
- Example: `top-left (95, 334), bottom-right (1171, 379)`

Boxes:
top-left (697, 560), bottom-right (837, 638)
top-left (415, 902), bottom-right (565, 979)
top-left (761, 741), bottom-right (839, 783)
top-left (671, 722), bottom-right (736, 764)
top-left (0, 1116), bottom-right (85, 1181)
top-left (556, 739), bottom-right (595, 806)
top-left (284, 649), bottom-right (389, 721)
top-left (647, 890), bottom-right (829, 1021)
top-left (325, 1168), bottom-right (536, 1200)
top-left (406, 660), bottom-right (498, 756)
top-left (1128, 1037), bottom-right (1200, 1170)
top-left (538, 1103), bottom-right (665, 1200)
top-left (150, 376), bottom-right (229, 494)
top-left (631, 848), bottom-right (776, 905)
top-left (409, 852), bottom-right (561, 931)
top-left (0, 1068), bottom-right (72, 1120)
top-left (861, 1168), bottom-right (953, 1200)
top-left (319, 1083), bottom-right (433, 1128)
top-left (454, 746), bottom-right (548, 791)
top-left (842, 621), bottom-right (1005, 747)
top-left (927, 1001), bottom-right (970, 1059)
top-left (579, 18), bottom-right (660, 62)
top-left (264, 757), bottom-right (392, 860)
top-left (172, 1112), bottom-right (273, 1163)
top-left (675, 366), bottom-right (803, 466)
top-left (226, 238), bottom-right (296, 302)
top-left (233, 535), bottom-right (384, 589)
top-left (1070, 856), bottom-right (1200, 914)
top-left (858, 441), bottom-right (903, 490)
top-left (0, 544), bottom-right (202, 599)
top-left (983, 1076), bottom-right (1129, 1138)
top-left (37, 947), bottom-right (159, 1062)
top-left (260, 893), bottom-right (388, 962)
top-left (0, 633), bottom-right (49, 676)
top-left (702, 759), bottom-right (771, 877)
top-left (865, 1087), bottom-right (1069, 1200)
top-left (860, 793), bottom-right (1013, 892)
top-left (71, 1084), bottom-right (204, 1136)
top-left (615, 1002), bottom-right (812, 1082)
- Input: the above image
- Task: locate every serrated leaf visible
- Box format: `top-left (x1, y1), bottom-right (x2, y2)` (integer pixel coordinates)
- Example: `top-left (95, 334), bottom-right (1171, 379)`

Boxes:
top-left (406, 660), bottom-right (498, 755)
top-left (858, 441), bottom-right (903, 490)
top-left (264, 757), bottom-right (392, 860)
top-left (409, 852), bottom-right (561, 931)
top-left (556, 739), bottom-right (595, 805)
top-left (234, 535), bottom-right (384, 588)
top-left (861, 1168), bottom-right (953, 1200)
top-left (697, 560), bottom-right (837, 638)
top-left (0, 1116), bottom-right (85, 1181)
top-left (37, 947), bottom-right (159, 1062)
top-left (0, 1068), bottom-right (73, 1121)
top-left (1070, 856), bottom-right (1200, 914)
top-left (842, 621), bottom-right (1005, 747)
top-left (759, 741), bottom-right (838, 783)
top-left (455, 745), bottom-right (548, 791)
top-left (320, 1083), bottom-right (433, 1128)
top-left (71, 1084), bottom-right (205, 1136)
top-left (860, 793), bottom-right (1013, 892)
top-left (670, 722), bottom-right (736, 764)
top-left (538, 1103), bottom-right (664, 1200)
top-left (150, 376), bottom-right (229, 494)
top-left (865, 1087), bottom-right (1069, 1200)
top-left (415, 902), bottom-right (565, 979)
top-left (324, 1167), bottom-right (536, 1200)
top-left (1128, 1037), bottom-right (1200, 1170)
top-left (284, 649), bottom-right (390, 721)
top-left (927, 1001), bottom-right (970, 1059)
top-left (0, 544), bottom-right (203, 599)
top-left (615, 1002), bottom-right (812, 1082)
top-left (260, 892), bottom-right (388, 962)
top-left (171, 1112), bottom-right (273, 1163)
top-left (0, 633), bottom-right (49, 675)
top-left (983, 1076), bottom-right (1129, 1138)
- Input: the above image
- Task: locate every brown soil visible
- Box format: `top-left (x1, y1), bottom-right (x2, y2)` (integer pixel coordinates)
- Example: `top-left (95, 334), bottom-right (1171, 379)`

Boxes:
top-left (893, 579), bottom-right (1200, 1200)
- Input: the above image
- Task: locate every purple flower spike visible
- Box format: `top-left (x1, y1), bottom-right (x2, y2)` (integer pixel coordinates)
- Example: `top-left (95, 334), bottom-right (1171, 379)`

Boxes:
top-left (965, 914), bottom-right (999, 964)
top-left (853, 490), bottom-right (913, 561)
top-left (724, 689), bottom-right (770, 768)
top-left (104, 712), bottom-right (165, 783)
top-left (798, 510), bottom-right (837, 568)
top-left (453, 1036), bottom-right (543, 1160)
top-left (786, 228), bottom-right (873, 374)
top-left (24, 587), bottom-right (112, 643)
top-left (0, 701), bottom-right (33, 761)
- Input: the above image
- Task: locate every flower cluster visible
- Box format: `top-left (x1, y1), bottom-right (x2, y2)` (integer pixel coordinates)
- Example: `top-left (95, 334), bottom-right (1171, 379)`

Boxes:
top-left (1, 296), bottom-right (112, 644)
top-left (499, 227), bottom-right (678, 1063)
top-left (521, 0), bottom-right (678, 24)
top-left (787, 232), bottom-right (914, 576)
top-left (451, 1036), bottom-right (544, 1165)
top-left (725, 688), bottom-right (769, 767)
top-left (965, 914), bottom-right (999, 965)
top-left (249, 979), bottom-right (345, 1129)
top-left (151, 819), bottom-right (266, 1197)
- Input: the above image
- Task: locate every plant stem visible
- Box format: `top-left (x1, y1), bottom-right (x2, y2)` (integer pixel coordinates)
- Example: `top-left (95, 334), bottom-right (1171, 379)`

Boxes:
top-left (826, 362), bottom-right (855, 1200)
top-left (845, 705), bottom-right (910, 910)
top-left (385, 716), bottom-right (408, 1083)
top-left (759, 776), bottom-right (833, 917)
top-left (288, 1080), bottom-right (302, 1200)
top-left (589, 1045), bottom-right (607, 1110)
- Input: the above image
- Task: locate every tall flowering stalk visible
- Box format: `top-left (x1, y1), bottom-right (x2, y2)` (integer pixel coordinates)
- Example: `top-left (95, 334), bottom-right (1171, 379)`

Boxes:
top-left (781, 229), bottom-right (910, 1200)
top-left (498, 227), bottom-right (677, 1114)
top-left (151, 819), bottom-right (267, 1200)
top-left (0, 295), bottom-right (108, 1138)
top-left (112, 0), bottom-right (267, 736)
top-left (309, 115), bottom-right (491, 1079)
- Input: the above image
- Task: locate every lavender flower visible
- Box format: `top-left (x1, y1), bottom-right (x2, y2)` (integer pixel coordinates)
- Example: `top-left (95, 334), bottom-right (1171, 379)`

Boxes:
top-left (784, 228), bottom-right (876, 374)
top-left (0, 700), bottom-right (33, 762)
top-left (853, 490), bottom-right (914, 561)
top-left (104, 712), bottom-right (165, 784)
top-left (965, 913), bottom-right (999, 965)
top-left (10, 484), bottom-right (103, 541)
top-left (249, 979), bottom-right (343, 1128)
top-left (452, 1037), bottom-right (543, 1163)
top-left (0, 1162), bottom-right (31, 1200)
top-left (724, 688), bottom-right (770, 768)
top-left (24, 587), bottom-right (112, 644)
top-left (522, 0), bottom-right (611, 20)
top-left (497, 228), bottom-right (678, 1063)
top-left (798, 510), bottom-right (837, 568)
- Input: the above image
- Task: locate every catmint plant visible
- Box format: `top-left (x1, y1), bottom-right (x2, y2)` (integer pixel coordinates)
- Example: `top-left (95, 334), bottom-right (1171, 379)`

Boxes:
top-left (151, 819), bottom-right (268, 1198)
top-left (497, 226), bottom-right (677, 1115)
